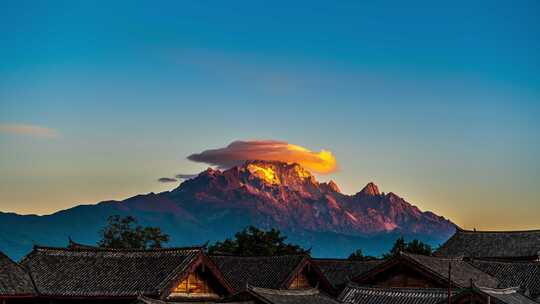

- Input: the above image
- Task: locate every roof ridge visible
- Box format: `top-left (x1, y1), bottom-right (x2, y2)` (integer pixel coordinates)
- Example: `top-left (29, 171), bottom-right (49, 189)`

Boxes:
top-left (471, 258), bottom-right (540, 265)
top-left (401, 251), bottom-right (464, 261)
top-left (345, 283), bottom-right (451, 293)
top-left (312, 257), bottom-right (380, 262)
top-left (477, 286), bottom-right (520, 294)
top-left (33, 245), bottom-right (203, 253)
top-left (249, 285), bottom-right (320, 296)
top-left (210, 254), bottom-right (307, 259)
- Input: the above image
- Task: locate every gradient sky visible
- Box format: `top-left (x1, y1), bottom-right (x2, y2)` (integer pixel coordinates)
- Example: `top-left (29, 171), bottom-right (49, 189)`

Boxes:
top-left (1, 1), bottom-right (539, 230)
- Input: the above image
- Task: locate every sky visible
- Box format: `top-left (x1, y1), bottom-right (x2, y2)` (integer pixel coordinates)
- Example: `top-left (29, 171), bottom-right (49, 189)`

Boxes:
top-left (1, 0), bottom-right (539, 230)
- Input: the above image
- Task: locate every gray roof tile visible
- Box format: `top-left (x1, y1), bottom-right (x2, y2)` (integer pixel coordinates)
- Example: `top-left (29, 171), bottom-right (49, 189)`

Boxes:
top-left (436, 229), bottom-right (540, 259)
top-left (0, 251), bottom-right (35, 296)
top-left (20, 246), bottom-right (201, 297)
top-left (313, 258), bottom-right (382, 289)
top-left (210, 255), bottom-right (306, 292)
top-left (339, 284), bottom-right (453, 304)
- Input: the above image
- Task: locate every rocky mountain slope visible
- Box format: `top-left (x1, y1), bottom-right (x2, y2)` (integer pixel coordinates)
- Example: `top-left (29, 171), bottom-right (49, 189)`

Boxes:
top-left (0, 160), bottom-right (455, 260)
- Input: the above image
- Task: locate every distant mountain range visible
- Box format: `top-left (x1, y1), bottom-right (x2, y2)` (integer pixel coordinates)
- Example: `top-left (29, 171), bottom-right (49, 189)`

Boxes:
top-left (0, 160), bottom-right (455, 260)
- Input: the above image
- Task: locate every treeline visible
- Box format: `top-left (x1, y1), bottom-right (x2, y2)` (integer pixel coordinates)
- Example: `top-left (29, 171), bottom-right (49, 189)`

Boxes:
top-left (98, 215), bottom-right (434, 259)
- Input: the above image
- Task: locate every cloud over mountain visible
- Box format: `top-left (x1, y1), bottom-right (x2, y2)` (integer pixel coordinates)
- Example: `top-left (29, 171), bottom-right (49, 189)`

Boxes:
top-left (175, 174), bottom-right (198, 180)
top-left (187, 140), bottom-right (337, 174)
top-left (157, 177), bottom-right (177, 183)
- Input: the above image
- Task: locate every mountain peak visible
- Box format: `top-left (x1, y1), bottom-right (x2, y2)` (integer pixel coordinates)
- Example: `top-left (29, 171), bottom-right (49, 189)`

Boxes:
top-left (358, 182), bottom-right (381, 196)
top-left (327, 180), bottom-right (341, 193)
top-left (240, 160), bottom-right (316, 186)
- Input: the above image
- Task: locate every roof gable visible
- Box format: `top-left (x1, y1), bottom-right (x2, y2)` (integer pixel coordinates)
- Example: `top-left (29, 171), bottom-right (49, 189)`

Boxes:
top-left (210, 254), bottom-right (334, 295)
top-left (0, 251), bottom-right (35, 297)
top-left (313, 258), bottom-right (382, 289)
top-left (20, 246), bottom-right (203, 297)
top-left (210, 255), bottom-right (308, 292)
top-left (435, 229), bottom-right (540, 259)
top-left (353, 253), bottom-right (499, 288)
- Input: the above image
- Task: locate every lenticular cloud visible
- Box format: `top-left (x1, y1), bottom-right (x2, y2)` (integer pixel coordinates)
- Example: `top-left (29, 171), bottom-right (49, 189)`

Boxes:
top-left (187, 140), bottom-right (337, 174)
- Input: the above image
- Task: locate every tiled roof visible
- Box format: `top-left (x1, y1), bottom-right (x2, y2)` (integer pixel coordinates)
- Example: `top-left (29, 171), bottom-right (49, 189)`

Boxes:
top-left (435, 229), bottom-right (540, 259)
top-left (469, 259), bottom-right (540, 300)
top-left (210, 255), bottom-right (307, 292)
top-left (478, 286), bottom-right (539, 304)
top-left (448, 286), bottom-right (539, 304)
top-left (134, 294), bottom-right (222, 304)
top-left (245, 286), bottom-right (340, 304)
top-left (402, 253), bottom-right (500, 288)
top-left (0, 251), bottom-right (35, 296)
top-left (338, 284), bottom-right (452, 304)
top-left (20, 245), bottom-right (202, 297)
top-left (313, 258), bottom-right (382, 288)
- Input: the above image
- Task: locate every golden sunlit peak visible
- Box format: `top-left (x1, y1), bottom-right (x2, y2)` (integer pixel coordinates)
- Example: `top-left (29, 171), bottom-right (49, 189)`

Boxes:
top-left (246, 163), bottom-right (281, 185)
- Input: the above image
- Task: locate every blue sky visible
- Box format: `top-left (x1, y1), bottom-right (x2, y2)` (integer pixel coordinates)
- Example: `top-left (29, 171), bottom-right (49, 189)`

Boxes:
top-left (1, 0), bottom-right (539, 229)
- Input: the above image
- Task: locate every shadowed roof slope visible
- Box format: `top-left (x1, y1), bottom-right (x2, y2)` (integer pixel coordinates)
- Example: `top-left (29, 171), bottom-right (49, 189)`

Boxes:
top-left (447, 285), bottom-right (539, 304)
top-left (246, 286), bottom-right (340, 304)
top-left (210, 255), bottom-right (307, 292)
top-left (313, 258), bottom-right (382, 288)
top-left (353, 252), bottom-right (499, 288)
top-left (20, 246), bottom-right (202, 297)
top-left (338, 284), bottom-right (452, 304)
top-left (435, 229), bottom-right (540, 259)
top-left (469, 259), bottom-right (540, 300)
top-left (0, 251), bottom-right (35, 297)
top-left (403, 253), bottom-right (499, 288)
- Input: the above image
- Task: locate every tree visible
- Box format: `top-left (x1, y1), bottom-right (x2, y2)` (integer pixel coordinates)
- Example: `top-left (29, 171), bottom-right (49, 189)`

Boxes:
top-left (98, 215), bottom-right (170, 249)
top-left (382, 237), bottom-right (432, 259)
top-left (406, 239), bottom-right (432, 256)
top-left (348, 248), bottom-right (378, 261)
top-left (208, 226), bottom-right (308, 256)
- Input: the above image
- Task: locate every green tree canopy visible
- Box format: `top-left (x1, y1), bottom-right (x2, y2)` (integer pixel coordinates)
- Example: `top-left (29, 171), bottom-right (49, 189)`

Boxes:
top-left (348, 248), bottom-right (378, 261)
top-left (98, 215), bottom-right (170, 249)
top-left (382, 236), bottom-right (432, 259)
top-left (208, 226), bottom-right (308, 256)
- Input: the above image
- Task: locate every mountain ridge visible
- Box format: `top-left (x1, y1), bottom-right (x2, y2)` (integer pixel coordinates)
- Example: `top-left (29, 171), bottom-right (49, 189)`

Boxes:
top-left (0, 160), bottom-right (455, 260)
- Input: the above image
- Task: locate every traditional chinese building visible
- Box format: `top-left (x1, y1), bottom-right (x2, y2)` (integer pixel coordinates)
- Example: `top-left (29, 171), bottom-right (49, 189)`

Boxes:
top-left (435, 228), bottom-right (540, 261)
top-left (468, 259), bottom-right (540, 301)
top-left (446, 284), bottom-right (538, 304)
top-left (19, 245), bottom-right (234, 303)
top-left (313, 258), bottom-right (382, 292)
top-left (351, 252), bottom-right (499, 289)
top-left (210, 254), bottom-right (336, 296)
